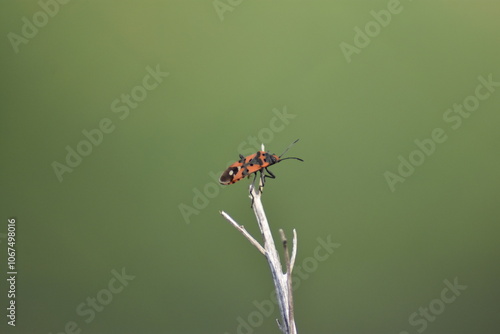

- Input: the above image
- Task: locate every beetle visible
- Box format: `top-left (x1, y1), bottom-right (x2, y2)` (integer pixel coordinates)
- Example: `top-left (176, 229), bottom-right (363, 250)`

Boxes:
top-left (219, 139), bottom-right (303, 193)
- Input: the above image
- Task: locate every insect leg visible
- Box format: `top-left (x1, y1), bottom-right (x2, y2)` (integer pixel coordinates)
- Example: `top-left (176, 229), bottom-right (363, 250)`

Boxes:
top-left (257, 167), bottom-right (275, 193)
top-left (264, 167), bottom-right (276, 180)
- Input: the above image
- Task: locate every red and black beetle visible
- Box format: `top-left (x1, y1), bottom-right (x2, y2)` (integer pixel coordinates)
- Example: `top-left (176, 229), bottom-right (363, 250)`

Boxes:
top-left (219, 139), bottom-right (303, 192)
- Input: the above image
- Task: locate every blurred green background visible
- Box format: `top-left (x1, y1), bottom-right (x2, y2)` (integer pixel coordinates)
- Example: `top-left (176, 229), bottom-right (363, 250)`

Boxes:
top-left (1, 1), bottom-right (499, 333)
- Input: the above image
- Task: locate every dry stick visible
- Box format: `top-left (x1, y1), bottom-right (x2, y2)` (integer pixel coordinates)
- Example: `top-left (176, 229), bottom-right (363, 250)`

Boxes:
top-left (251, 184), bottom-right (297, 334)
top-left (220, 146), bottom-right (298, 334)
top-left (219, 211), bottom-right (266, 256)
top-left (290, 229), bottom-right (298, 272)
top-left (279, 229), bottom-right (296, 334)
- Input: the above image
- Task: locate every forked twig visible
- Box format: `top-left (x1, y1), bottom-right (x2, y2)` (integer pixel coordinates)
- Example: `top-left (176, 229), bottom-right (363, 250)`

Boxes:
top-left (220, 143), bottom-right (298, 334)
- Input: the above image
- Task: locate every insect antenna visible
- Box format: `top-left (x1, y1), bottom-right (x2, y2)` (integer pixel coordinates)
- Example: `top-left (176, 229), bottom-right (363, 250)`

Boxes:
top-left (278, 139), bottom-right (303, 162)
top-left (279, 156), bottom-right (304, 162)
